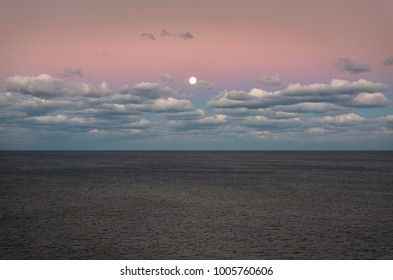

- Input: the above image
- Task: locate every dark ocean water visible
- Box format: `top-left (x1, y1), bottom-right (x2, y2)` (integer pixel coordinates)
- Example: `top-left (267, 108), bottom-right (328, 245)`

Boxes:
top-left (0, 151), bottom-right (392, 259)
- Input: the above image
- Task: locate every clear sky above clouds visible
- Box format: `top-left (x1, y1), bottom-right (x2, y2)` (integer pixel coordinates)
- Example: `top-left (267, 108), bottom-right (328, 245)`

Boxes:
top-left (1, 0), bottom-right (392, 149)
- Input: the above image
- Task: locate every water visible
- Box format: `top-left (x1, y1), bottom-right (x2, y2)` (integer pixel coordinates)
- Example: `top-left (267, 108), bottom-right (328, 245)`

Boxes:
top-left (0, 151), bottom-right (392, 259)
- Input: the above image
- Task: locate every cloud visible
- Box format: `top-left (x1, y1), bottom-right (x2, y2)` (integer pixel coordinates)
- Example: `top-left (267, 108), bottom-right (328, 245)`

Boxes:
top-left (208, 79), bottom-right (389, 110)
top-left (179, 32), bottom-right (194, 40)
top-left (5, 74), bottom-right (111, 99)
top-left (168, 114), bottom-right (226, 131)
top-left (118, 82), bottom-right (176, 101)
top-left (160, 74), bottom-right (174, 83)
top-left (158, 29), bottom-right (194, 40)
top-left (254, 74), bottom-right (283, 86)
top-left (322, 113), bottom-right (365, 125)
top-left (160, 29), bottom-right (172, 37)
top-left (140, 33), bottom-right (156, 40)
top-left (383, 56), bottom-right (393, 66)
top-left (58, 67), bottom-right (85, 78)
top-left (307, 127), bottom-right (325, 134)
top-left (95, 51), bottom-right (111, 56)
top-left (351, 92), bottom-right (390, 107)
top-left (2, 74), bottom-right (392, 149)
top-left (195, 80), bottom-right (215, 89)
top-left (336, 57), bottom-right (372, 74)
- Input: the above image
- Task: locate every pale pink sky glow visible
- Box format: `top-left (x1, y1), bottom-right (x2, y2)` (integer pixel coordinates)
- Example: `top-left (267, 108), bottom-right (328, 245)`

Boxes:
top-left (1, 0), bottom-right (392, 88)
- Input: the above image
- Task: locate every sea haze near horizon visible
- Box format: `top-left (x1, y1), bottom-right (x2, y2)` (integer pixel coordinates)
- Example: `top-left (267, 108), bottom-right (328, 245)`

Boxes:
top-left (0, 151), bottom-right (392, 259)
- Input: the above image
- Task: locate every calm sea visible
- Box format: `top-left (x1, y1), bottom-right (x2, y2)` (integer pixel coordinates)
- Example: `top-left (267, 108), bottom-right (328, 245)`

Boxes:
top-left (0, 151), bottom-right (392, 259)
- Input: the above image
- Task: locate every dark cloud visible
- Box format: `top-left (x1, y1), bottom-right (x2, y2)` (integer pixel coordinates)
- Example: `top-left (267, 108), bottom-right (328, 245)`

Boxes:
top-left (254, 74), bottom-right (283, 86)
top-left (160, 29), bottom-right (172, 37)
top-left (157, 29), bottom-right (194, 40)
top-left (179, 32), bottom-right (194, 40)
top-left (140, 33), bottom-right (156, 40)
top-left (336, 57), bottom-right (372, 74)
top-left (383, 56), bottom-right (393, 66)
top-left (58, 67), bottom-right (85, 78)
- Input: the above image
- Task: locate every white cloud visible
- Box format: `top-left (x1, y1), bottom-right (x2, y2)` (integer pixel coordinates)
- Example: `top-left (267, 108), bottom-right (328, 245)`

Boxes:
top-left (5, 74), bottom-right (111, 99)
top-left (351, 92), bottom-right (390, 107)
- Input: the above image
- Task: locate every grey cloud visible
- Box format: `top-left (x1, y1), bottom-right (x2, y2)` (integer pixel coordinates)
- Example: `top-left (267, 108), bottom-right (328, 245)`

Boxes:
top-left (119, 82), bottom-right (176, 101)
top-left (383, 56), bottom-right (393, 66)
top-left (160, 29), bottom-right (172, 37)
top-left (140, 33), bottom-right (156, 40)
top-left (336, 57), bottom-right (372, 74)
top-left (195, 80), bottom-right (215, 90)
top-left (159, 29), bottom-right (194, 40)
top-left (254, 74), bottom-right (283, 86)
top-left (208, 79), bottom-right (389, 111)
top-left (179, 32), bottom-right (194, 40)
top-left (160, 74), bottom-right (174, 83)
top-left (58, 67), bottom-right (85, 78)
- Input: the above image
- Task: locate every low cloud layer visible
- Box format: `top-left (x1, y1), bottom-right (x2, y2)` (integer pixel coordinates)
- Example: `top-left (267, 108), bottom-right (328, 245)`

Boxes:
top-left (1, 74), bottom-right (392, 149)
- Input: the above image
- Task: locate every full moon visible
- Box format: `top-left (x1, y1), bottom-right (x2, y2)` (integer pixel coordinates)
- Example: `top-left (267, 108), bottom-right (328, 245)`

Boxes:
top-left (189, 76), bottom-right (197, 85)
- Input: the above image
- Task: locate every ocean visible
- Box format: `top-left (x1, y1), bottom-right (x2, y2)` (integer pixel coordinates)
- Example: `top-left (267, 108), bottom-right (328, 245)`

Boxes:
top-left (0, 151), bottom-right (392, 259)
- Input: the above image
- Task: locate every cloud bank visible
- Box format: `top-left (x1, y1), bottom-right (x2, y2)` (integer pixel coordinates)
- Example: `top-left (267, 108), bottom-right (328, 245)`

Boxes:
top-left (1, 74), bottom-right (392, 149)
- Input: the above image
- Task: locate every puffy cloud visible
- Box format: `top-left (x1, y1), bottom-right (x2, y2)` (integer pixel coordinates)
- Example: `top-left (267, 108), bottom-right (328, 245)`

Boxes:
top-left (336, 57), bottom-right (372, 74)
top-left (254, 74), bottom-right (283, 86)
top-left (351, 92), bottom-right (390, 107)
top-left (160, 74), bottom-right (174, 83)
top-left (208, 79), bottom-right (389, 110)
top-left (140, 33), bottom-right (156, 40)
top-left (383, 56), bottom-right (393, 66)
top-left (141, 98), bottom-right (195, 113)
top-left (5, 74), bottom-right (111, 99)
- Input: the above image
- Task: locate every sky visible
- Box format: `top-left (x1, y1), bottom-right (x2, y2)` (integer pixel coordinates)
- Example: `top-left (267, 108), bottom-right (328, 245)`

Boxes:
top-left (0, 0), bottom-right (393, 150)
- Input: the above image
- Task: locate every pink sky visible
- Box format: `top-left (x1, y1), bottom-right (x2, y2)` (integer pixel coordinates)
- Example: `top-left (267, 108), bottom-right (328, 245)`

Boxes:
top-left (1, 0), bottom-right (393, 89)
